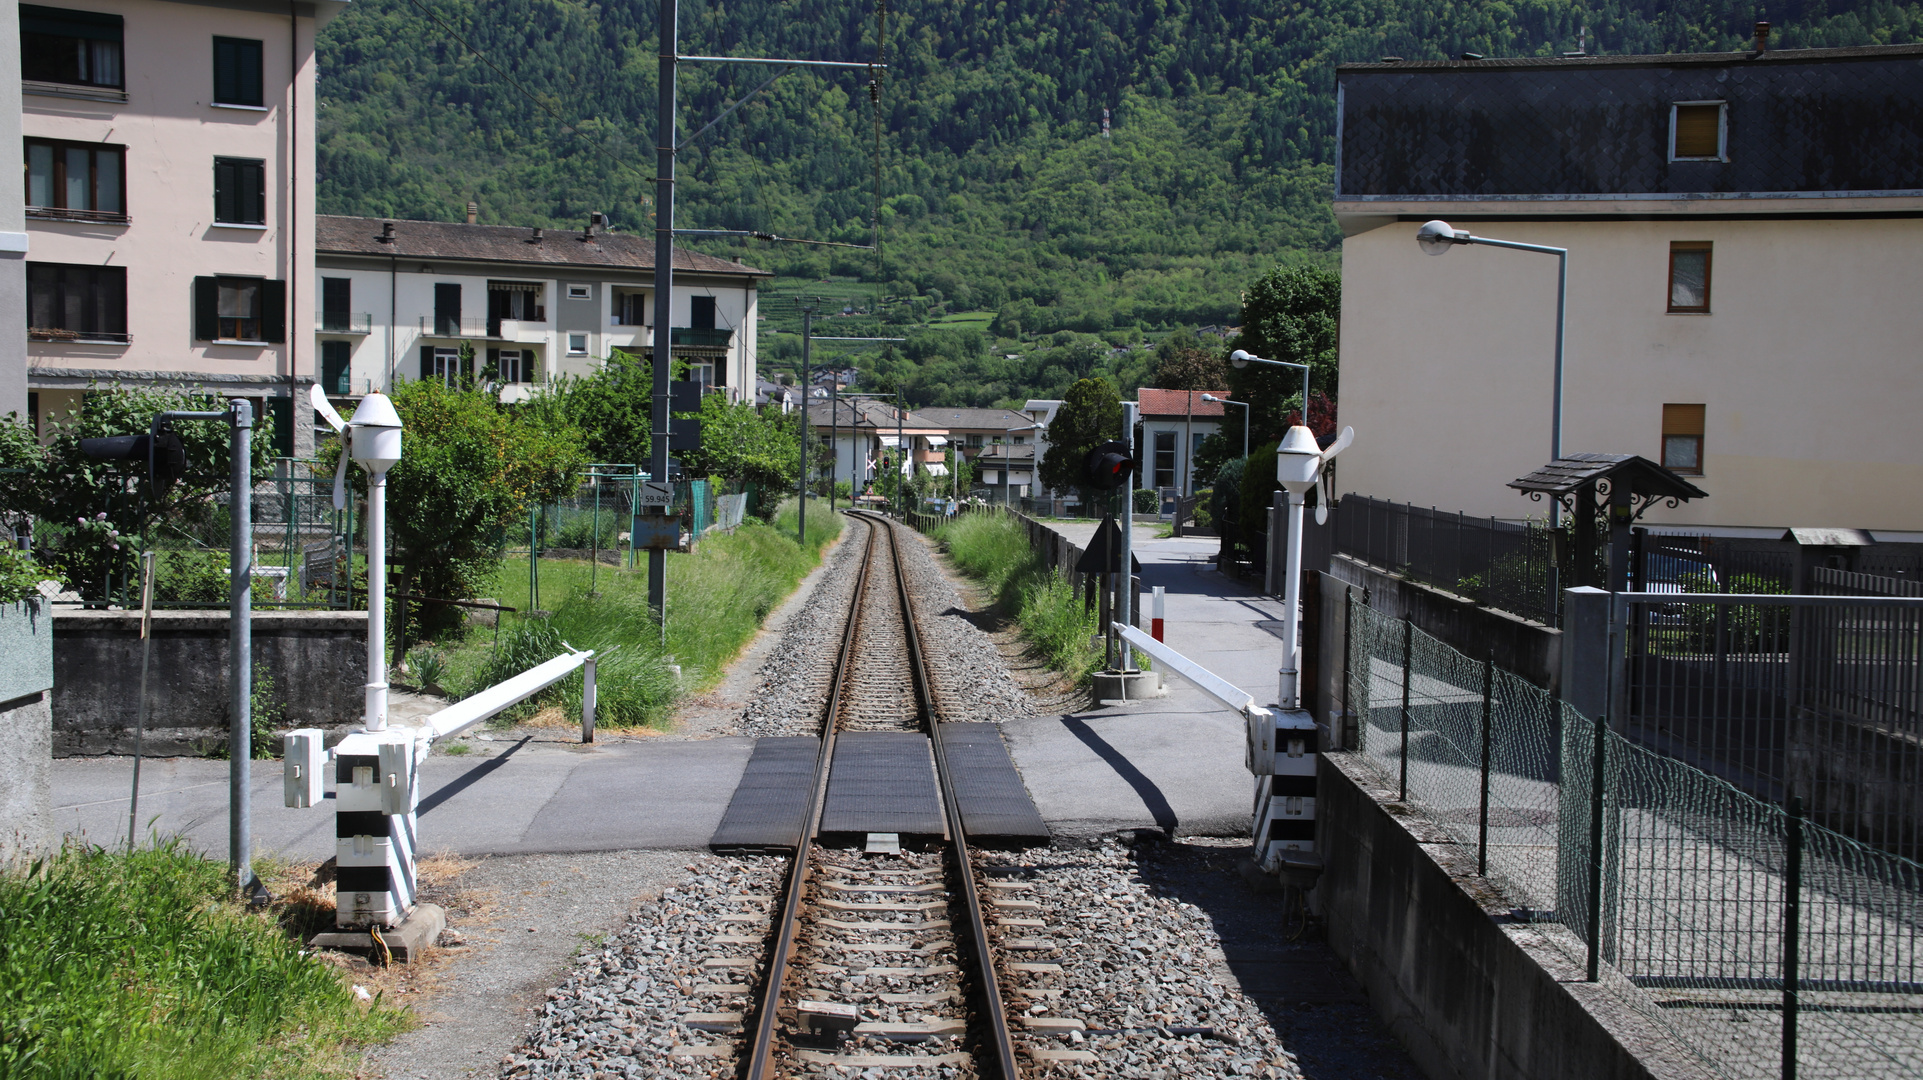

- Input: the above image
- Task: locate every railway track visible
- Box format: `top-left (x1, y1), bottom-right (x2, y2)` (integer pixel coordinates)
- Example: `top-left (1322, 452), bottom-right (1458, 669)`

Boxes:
top-left (736, 511), bottom-right (1023, 1079)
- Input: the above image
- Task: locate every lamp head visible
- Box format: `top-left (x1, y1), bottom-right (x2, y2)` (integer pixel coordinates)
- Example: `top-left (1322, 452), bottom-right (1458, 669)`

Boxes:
top-left (348, 392), bottom-right (403, 474)
top-left (1417, 220), bottom-right (1469, 256)
top-left (1275, 425), bottom-right (1322, 494)
top-left (1229, 349), bottom-right (1254, 369)
top-left (1201, 393), bottom-right (1220, 402)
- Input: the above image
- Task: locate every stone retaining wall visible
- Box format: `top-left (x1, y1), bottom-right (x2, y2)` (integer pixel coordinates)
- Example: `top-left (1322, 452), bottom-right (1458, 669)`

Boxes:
top-left (52, 609), bottom-right (367, 756)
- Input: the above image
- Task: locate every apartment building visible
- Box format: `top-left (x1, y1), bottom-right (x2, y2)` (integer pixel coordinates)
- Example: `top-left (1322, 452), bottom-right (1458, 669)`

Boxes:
top-left (1332, 41), bottom-right (1923, 533)
top-left (22, 0), bottom-right (342, 454)
top-left (313, 214), bottom-right (766, 409)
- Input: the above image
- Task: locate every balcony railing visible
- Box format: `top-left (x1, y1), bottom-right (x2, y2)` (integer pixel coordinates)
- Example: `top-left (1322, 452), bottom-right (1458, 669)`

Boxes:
top-left (671, 327), bottom-right (734, 348)
top-left (29, 326), bottom-right (130, 344)
top-left (419, 315), bottom-right (488, 337)
top-left (318, 311), bottom-right (372, 334)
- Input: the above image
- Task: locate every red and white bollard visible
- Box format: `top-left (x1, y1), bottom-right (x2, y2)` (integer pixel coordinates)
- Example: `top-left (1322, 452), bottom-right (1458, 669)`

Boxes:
top-left (1151, 585), bottom-right (1165, 642)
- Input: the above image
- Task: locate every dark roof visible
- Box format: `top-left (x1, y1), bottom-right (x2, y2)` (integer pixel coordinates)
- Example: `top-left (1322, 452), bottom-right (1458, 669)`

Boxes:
top-left (1336, 45), bottom-right (1923, 199)
top-left (1508, 454), bottom-right (1708, 502)
top-left (927, 407), bottom-right (1036, 430)
top-left (804, 399), bottom-right (948, 431)
top-left (314, 215), bottom-right (769, 277)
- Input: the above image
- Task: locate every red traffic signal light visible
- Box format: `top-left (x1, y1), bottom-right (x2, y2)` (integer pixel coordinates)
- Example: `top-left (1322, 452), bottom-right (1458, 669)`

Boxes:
top-left (1083, 439), bottom-right (1135, 490)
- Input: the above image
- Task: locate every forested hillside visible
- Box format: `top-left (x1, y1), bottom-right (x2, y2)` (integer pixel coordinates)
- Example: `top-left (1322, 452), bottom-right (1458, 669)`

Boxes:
top-left (316, 0), bottom-right (1923, 400)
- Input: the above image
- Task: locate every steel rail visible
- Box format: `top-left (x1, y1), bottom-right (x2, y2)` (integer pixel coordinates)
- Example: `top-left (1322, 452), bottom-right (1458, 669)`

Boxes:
top-left (881, 515), bottom-right (1022, 1080)
top-left (742, 514), bottom-right (877, 1080)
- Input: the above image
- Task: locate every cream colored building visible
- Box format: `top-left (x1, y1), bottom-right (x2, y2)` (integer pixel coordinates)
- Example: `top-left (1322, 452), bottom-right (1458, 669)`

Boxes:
top-left (1332, 44), bottom-right (1923, 535)
top-left (23, 0), bottom-right (343, 455)
top-left (313, 214), bottom-right (765, 412)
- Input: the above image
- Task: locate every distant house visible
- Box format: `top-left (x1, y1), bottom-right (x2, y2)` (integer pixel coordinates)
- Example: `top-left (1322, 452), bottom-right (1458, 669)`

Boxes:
top-left (1332, 40), bottom-right (1923, 532)
top-left (313, 215), bottom-right (768, 411)
top-left (806, 399), bottom-right (948, 493)
top-left (1136, 388), bottom-right (1224, 497)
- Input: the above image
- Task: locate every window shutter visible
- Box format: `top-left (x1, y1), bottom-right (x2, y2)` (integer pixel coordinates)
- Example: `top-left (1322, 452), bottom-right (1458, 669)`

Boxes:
top-left (420, 344), bottom-right (434, 381)
top-left (260, 278), bottom-right (286, 342)
top-left (244, 160), bottom-right (264, 225)
top-left (713, 352), bottom-right (727, 386)
top-left (214, 159), bottom-right (234, 223)
top-left (193, 276), bottom-right (218, 340)
top-left (268, 395), bottom-right (292, 457)
top-left (321, 340), bottom-right (350, 394)
top-left (487, 348), bottom-right (500, 380)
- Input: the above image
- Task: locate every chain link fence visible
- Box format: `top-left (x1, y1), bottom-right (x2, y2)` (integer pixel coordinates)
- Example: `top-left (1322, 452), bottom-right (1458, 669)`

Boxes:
top-left (1343, 593), bottom-right (1923, 1079)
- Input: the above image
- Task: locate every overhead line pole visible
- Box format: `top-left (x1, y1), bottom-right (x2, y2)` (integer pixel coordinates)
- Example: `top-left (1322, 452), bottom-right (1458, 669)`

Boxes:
top-left (649, 0), bottom-right (678, 625)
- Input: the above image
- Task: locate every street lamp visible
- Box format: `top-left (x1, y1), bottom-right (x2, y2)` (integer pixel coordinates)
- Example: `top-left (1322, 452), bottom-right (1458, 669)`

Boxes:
top-left (1229, 349), bottom-right (1314, 433)
top-left (1002, 423), bottom-right (1045, 509)
top-left (1200, 394), bottom-right (1249, 466)
top-left (1415, 219), bottom-right (1568, 528)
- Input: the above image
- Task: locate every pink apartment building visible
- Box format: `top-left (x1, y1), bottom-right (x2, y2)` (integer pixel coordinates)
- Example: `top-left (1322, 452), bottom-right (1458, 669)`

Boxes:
top-left (21, 0), bottom-right (343, 456)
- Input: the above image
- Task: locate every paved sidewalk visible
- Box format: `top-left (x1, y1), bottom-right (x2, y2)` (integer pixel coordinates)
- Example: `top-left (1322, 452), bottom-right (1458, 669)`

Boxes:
top-left (1005, 528), bottom-right (1292, 840)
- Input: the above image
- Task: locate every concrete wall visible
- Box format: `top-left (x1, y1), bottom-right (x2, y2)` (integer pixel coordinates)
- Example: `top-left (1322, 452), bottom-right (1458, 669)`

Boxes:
top-left (0, 599), bottom-right (54, 859)
top-left (1314, 750), bottom-right (1713, 1080)
top-left (52, 609), bottom-right (365, 756)
top-left (1328, 555), bottom-right (1562, 695)
top-left (1335, 216), bottom-right (1923, 532)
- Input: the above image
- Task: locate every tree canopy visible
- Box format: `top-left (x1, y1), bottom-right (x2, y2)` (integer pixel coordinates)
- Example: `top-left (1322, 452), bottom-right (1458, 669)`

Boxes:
top-left (1040, 378), bottom-right (1125, 500)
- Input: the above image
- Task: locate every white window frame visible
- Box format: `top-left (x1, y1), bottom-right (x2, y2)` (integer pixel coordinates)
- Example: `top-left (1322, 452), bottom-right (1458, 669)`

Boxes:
top-left (566, 283), bottom-right (592, 301)
top-left (567, 332), bottom-right (589, 356)
top-left (1668, 101), bottom-right (1729, 163)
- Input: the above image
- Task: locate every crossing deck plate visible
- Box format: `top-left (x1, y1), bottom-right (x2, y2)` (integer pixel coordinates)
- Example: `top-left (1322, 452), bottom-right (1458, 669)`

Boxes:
top-left (709, 736), bottom-right (820, 851)
top-left (821, 732), bottom-right (945, 837)
top-left (936, 723), bottom-right (1051, 843)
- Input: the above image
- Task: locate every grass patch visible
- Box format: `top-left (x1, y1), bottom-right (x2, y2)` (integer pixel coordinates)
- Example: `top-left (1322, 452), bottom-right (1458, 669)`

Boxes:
top-left (0, 841), bottom-right (411, 1078)
top-left (437, 499), bottom-right (842, 731)
top-left (934, 512), bottom-right (1102, 682)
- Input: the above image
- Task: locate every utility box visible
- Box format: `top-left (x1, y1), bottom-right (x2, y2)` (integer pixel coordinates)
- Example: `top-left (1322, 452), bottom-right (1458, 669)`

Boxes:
top-left (282, 729), bottom-right (326, 808)
top-left (1252, 708), bottom-right (1321, 875)
top-left (333, 730), bottom-right (419, 929)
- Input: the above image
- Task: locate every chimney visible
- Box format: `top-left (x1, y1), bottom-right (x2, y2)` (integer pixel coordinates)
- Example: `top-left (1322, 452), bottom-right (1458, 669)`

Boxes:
top-left (529, 226), bottom-right (543, 244)
top-left (466, 201), bottom-right (479, 224)
top-left (378, 220), bottom-right (395, 243)
top-left (1754, 21), bottom-right (1770, 53)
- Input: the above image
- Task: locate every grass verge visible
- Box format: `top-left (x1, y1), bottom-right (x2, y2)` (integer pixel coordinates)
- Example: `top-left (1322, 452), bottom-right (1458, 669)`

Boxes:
top-left (432, 498), bottom-right (842, 731)
top-left (0, 841), bottom-right (412, 1079)
top-left (933, 512), bottom-right (1102, 683)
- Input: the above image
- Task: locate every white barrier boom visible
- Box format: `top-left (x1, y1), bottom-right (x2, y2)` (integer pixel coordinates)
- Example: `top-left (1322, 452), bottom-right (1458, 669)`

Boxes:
top-left (422, 647), bottom-right (598, 742)
top-left (1114, 623), bottom-right (1270, 723)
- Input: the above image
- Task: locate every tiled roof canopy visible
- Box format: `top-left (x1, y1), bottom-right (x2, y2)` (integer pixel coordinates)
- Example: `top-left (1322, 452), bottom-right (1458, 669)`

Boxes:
top-left (315, 215), bottom-right (769, 276)
top-left (1336, 45), bottom-right (1923, 198)
top-left (1138, 388), bottom-right (1226, 418)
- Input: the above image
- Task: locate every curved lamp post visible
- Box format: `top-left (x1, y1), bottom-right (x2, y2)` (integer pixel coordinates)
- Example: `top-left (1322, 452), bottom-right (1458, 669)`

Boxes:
top-left (1415, 219), bottom-right (1568, 527)
top-left (1200, 393), bottom-right (1249, 465)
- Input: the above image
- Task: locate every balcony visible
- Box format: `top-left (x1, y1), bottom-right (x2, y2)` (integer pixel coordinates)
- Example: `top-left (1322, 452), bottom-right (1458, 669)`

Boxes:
top-left (29, 326), bottom-right (130, 344)
top-left (419, 315), bottom-right (487, 338)
top-left (489, 318), bottom-right (548, 343)
top-left (27, 205), bottom-right (130, 225)
top-left (317, 311), bottom-right (372, 334)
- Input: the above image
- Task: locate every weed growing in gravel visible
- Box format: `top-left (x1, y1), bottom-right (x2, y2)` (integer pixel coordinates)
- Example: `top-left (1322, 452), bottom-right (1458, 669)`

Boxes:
top-left (936, 513), bottom-right (1101, 681)
top-left (0, 840), bottom-right (411, 1078)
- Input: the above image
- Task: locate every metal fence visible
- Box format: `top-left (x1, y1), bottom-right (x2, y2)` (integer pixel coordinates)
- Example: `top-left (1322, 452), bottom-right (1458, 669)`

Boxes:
top-left (1334, 495), bottom-right (1561, 626)
top-left (1344, 591), bottom-right (1923, 1079)
top-left (1620, 584), bottom-right (1923, 863)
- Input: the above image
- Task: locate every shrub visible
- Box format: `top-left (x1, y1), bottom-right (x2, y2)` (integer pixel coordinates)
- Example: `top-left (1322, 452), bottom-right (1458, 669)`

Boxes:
top-left (155, 550), bottom-right (228, 603)
top-left (1132, 488), bottom-right (1158, 514)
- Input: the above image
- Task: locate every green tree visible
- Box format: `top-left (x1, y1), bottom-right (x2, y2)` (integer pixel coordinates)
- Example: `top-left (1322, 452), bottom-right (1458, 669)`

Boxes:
top-left (1148, 333), bottom-right (1229, 391)
top-left (530, 351), bottom-right (657, 464)
top-left (1039, 378), bottom-right (1123, 502)
top-left (680, 394), bottom-right (800, 493)
top-left (1227, 264), bottom-right (1341, 452)
top-left (337, 380), bottom-right (588, 629)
